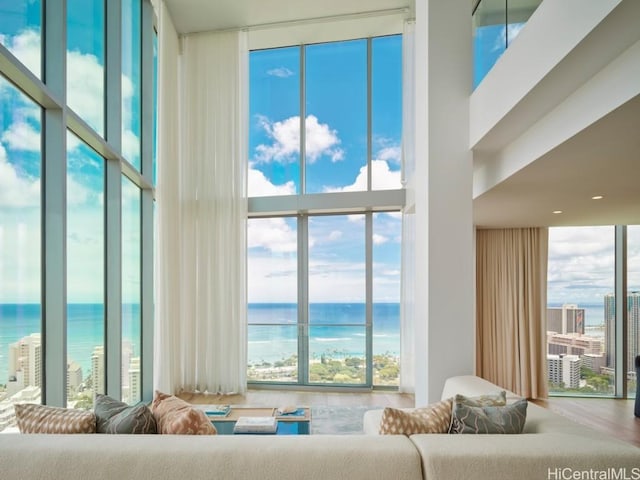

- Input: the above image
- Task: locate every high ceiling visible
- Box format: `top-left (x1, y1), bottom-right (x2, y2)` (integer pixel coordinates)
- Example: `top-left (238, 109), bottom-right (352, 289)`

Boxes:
top-left (163, 0), bottom-right (413, 34)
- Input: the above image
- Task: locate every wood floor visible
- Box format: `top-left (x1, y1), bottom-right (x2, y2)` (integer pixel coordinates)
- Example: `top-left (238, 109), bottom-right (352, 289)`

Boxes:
top-left (532, 396), bottom-right (640, 448)
top-left (180, 388), bottom-right (640, 447)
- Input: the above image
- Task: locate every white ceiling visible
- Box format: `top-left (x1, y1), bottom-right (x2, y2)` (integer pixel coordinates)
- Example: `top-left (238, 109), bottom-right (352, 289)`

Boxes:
top-left (163, 0), bottom-right (413, 34)
top-left (474, 94), bottom-right (640, 228)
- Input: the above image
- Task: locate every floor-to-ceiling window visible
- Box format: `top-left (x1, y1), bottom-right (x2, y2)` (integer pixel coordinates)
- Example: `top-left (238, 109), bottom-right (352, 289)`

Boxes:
top-left (0, 0), bottom-right (155, 430)
top-left (547, 225), bottom-right (640, 397)
top-left (248, 35), bottom-right (404, 388)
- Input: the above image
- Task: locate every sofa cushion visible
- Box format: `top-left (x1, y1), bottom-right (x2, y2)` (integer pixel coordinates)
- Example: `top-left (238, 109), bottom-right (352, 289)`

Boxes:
top-left (454, 391), bottom-right (506, 407)
top-left (151, 391), bottom-right (217, 435)
top-left (14, 403), bottom-right (96, 434)
top-left (449, 398), bottom-right (528, 434)
top-left (94, 394), bottom-right (157, 434)
top-left (379, 398), bottom-right (453, 435)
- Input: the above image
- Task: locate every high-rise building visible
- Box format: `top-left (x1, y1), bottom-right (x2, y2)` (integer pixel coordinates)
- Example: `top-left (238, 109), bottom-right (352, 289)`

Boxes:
top-left (547, 304), bottom-right (585, 335)
top-left (547, 332), bottom-right (603, 357)
top-left (129, 357), bottom-right (141, 405)
top-left (67, 361), bottom-right (83, 397)
top-left (7, 333), bottom-right (42, 390)
top-left (604, 294), bottom-right (615, 370)
top-left (603, 292), bottom-right (640, 374)
top-left (627, 292), bottom-right (640, 375)
top-left (547, 354), bottom-right (581, 389)
top-left (91, 346), bottom-right (105, 399)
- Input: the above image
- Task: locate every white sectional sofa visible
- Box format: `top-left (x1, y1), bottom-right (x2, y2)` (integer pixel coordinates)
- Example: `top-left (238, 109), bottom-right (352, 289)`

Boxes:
top-left (1, 375), bottom-right (638, 480)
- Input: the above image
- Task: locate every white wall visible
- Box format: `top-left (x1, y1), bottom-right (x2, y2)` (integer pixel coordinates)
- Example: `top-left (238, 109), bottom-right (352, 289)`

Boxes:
top-left (410, 0), bottom-right (474, 405)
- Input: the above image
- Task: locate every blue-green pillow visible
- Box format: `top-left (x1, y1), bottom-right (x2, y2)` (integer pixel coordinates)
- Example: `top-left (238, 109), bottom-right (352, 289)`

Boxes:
top-left (94, 394), bottom-right (157, 434)
top-left (449, 398), bottom-right (527, 434)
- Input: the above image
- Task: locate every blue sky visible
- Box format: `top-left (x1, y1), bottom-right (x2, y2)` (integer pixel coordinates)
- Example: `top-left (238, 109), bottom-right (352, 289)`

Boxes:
top-left (0, 0), bottom-right (142, 303)
top-left (0, 8), bottom-right (638, 307)
top-left (247, 36), bottom-right (403, 304)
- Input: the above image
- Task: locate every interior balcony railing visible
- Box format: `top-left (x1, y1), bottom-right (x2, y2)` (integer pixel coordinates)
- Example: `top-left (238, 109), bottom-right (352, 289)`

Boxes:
top-left (472, 0), bottom-right (543, 89)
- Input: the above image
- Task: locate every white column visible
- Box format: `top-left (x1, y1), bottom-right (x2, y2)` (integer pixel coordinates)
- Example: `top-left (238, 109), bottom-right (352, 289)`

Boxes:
top-left (412, 0), bottom-right (474, 405)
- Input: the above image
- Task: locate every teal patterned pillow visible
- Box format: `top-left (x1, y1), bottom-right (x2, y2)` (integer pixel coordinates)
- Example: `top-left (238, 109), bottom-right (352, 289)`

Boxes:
top-left (94, 394), bottom-right (157, 434)
top-left (449, 398), bottom-right (528, 434)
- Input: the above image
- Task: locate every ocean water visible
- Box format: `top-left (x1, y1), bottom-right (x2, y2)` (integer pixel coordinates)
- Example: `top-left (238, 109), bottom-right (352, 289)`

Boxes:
top-left (247, 303), bottom-right (401, 365)
top-left (0, 304), bottom-right (141, 384)
top-left (1, 302), bottom-right (610, 384)
top-left (0, 303), bottom-right (399, 384)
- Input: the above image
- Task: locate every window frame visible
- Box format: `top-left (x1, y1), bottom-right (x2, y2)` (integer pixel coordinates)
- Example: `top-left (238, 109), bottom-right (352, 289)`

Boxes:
top-left (248, 34), bottom-right (405, 390)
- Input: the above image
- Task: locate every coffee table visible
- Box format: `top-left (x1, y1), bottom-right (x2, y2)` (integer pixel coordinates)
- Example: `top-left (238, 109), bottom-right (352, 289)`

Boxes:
top-left (203, 406), bottom-right (311, 435)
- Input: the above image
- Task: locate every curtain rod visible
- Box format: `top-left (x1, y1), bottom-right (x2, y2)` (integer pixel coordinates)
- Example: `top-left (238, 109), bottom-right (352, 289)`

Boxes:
top-left (181, 7), bottom-right (412, 37)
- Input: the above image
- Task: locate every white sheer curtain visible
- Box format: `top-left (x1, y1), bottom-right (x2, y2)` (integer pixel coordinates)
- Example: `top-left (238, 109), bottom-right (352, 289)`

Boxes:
top-left (155, 5), bottom-right (248, 395)
top-left (400, 19), bottom-right (416, 393)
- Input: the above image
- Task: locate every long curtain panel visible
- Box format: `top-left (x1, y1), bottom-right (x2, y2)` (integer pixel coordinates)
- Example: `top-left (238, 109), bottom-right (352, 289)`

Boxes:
top-left (155, 7), bottom-right (248, 394)
top-left (399, 19), bottom-right (416, 393)
top-left (476, 228), bottom-right (548, 399)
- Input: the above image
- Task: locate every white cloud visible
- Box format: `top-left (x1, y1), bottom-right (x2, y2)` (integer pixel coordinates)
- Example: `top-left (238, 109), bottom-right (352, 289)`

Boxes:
top-left (547, 226), bottom-right (615, 305)
top-left (1, 121), bottom-right (40, 152)
top-left (373, 234), bottom-right (388, 245)
top-left (0, 144), bottom-right (40, 208)
top-left (122, 128), bottom-right (140, 165)
top-left (376, 146), bottom-right (401, 165)
top-left (248, 167), bottom-right (295, 197)
top-left (248, 217), bottom-right (297, 253)
top-left (67, 50), bottom-right (105, 134)
top-left (324, 160), bottom-right (402, 193)
top-left (328, 230), bottom-right (342, 241)
top-left (254, 115), bottom-right (344, 164)
top-left (3, 29), bottom-right (41, 78)
top-left (267, 67), bottom-right (294, 78)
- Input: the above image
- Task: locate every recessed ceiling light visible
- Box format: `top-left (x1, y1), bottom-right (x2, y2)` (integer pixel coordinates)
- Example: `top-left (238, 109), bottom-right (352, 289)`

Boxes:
top-left (553, 210), bottom-right (563, 214)
top-left (592, 195), bottom-right (604, 200)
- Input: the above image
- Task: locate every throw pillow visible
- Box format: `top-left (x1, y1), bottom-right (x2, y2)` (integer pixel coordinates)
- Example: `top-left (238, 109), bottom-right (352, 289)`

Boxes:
top-left (151, 391), bottom-right (217, 435)
top-left (454, 391), bottom-right (506, 407)
top-left (94, 394), bottom-right (157, 434)
top-left (14, 403), bottom-right (96, 434)
top-left (379, 398), bottom-right (453, 435)
top-left (449, 398), bottom-right (528, 434)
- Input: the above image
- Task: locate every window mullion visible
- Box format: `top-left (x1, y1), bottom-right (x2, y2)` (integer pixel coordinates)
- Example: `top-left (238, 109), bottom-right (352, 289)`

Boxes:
top-left (367, 37), bottom-right (372, 191)
top-left (366, 212), bottom-right (373, 386)
top-left (615, 225), bottom-right (628, 398)
top-left (298, 215), bottom-right (309, 384)
top-left (42, 0), bottom-right (68, 408)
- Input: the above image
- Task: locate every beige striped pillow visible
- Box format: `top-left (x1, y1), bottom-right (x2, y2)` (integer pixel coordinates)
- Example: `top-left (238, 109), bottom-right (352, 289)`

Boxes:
top-left (14, 403), bottom-right (96, 434)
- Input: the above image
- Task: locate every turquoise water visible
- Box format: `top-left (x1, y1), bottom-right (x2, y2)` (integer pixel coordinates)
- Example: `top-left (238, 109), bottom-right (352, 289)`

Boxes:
top-left (0, 303), bottom-right (400, 384)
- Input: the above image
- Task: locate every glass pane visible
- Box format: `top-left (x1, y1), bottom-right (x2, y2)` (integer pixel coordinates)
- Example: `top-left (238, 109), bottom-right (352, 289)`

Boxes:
top-left (122, 177), bottom-right (141, 403)
top-left (153, 31), bottom-right (158, 186)
top-left (309, 326), bottom-right (365, 385)
top-left (67, 0), bottom-right (105, 136)
top-left (249, 47), bottom-right (300, 196)
top-left (547, 226), bottom-right (614, 395)
top-left (0, 0), bottom-right (42, 78)
top-left (67, 131), bottom-right (105, 409)
top-left (372, 36), bottom-right (402, 191)
top-left (122, 0), bottom-right (142, 170)
top-left (305, 40), bottom-right (366, 193)
top-left (247, 217), bottom-right (297, 382)
top-left (247, 325), bottom-right (297, 382)
top-left (628, 225), bottom-right (640, 399)
top-left (506, 0), bottom-right (543, 46)
top-left (472, 0), bottom-right (506, 89)
top-left (0, 77), bottom-right (42, 431)
top-left (373, 212), bottom-right (401, 386)
top-left (308, 215), bottom-right (365, 323)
